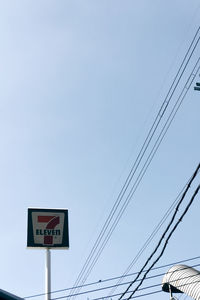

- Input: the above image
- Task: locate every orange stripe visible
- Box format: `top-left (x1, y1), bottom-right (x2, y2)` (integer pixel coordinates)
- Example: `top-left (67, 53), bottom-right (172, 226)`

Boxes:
top-left (38, 216), bottom-right (54, 223)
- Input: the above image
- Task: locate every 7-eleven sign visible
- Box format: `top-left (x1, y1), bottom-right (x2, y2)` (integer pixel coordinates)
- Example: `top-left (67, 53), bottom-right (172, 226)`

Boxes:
top-left (27, 208), bottom-right (69, 248)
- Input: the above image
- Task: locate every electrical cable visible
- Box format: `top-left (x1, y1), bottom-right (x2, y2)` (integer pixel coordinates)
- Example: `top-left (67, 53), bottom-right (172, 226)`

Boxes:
top-left (91, 290), bottom-right (162, 300)
top-left (91, 273), bottom-right (200, 300)
top-left (73, 44), bottom-right (200, 300)
top-left (49, 268), bottom-right (200, 300)
top-left (73, 55), bottom-right (200, 298)
top-left (90, 273), bottom-right (200, 300)
top-left (107, 183), bottom-right (188, 297)
top-left (24, 259), bottom-right (200, 299)
top-left (119, 163), bottom-right (200, 299)
top-left (120, 164), bottom-right (200, 300)
top-left (107, 54), bottom-right (200, 298)
top-left (68, 28), bottom-right (200, 300)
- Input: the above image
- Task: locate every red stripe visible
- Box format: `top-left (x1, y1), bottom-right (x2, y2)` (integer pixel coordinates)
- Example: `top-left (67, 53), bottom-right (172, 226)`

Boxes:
top-left (44, 236), bottom-right (53, 245)
top-left (38, 216), bottom-right (54, 223)
top-left (46, 216), bottom-right (60, 229)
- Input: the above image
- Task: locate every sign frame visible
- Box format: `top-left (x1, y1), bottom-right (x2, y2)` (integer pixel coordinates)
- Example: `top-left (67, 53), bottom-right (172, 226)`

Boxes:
top-left (27, 208), bottom-right (69, 249)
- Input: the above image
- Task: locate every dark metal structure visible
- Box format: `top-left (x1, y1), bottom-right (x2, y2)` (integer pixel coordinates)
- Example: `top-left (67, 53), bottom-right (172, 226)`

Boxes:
top-left (194, 82), bottom-right (200, 91)
top-left (0, 289), bottom-right (23, 300)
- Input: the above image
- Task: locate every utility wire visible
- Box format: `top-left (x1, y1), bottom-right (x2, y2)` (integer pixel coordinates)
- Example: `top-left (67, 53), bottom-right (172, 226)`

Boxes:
top-left (90, 272), bottom-right (200, 300)
top-left (119, 163), bottom-right (200, 300)
top-left (24, 258), bottom-right (200, 299)
top-left (73, 32), bottom-right (200, 299)
top-left (91, 274), bottom-right (200, 300)
top-left (119, 163), bottom-right (200, 299)
top-left (107, 54), bottom-right (200, 298)
top-left (108, 179), bottom-right (191, 296)
top-left (75, 54), bottom-right (200, 297)
top-left (66, 62), bottom-right (200, 300)
top-left (50, 268), bottom-right (200, 300)
top-left (91, 290), bottom-right (162, 300)
top-left (90, 274), bottom-right (200, 300)
top-left (68, 27), bottom-right (200, 300)
top-left (126, 178), bottom-right (200, 300)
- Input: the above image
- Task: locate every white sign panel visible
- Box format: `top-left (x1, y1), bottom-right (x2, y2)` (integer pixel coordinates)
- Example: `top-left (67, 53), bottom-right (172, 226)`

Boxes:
top-left (27, 208), bottom-right (69, 248)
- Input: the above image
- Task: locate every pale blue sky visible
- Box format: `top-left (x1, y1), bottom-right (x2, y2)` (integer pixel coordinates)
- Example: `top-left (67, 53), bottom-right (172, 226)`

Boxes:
top-left (0, 1), bottom-right (200, 300)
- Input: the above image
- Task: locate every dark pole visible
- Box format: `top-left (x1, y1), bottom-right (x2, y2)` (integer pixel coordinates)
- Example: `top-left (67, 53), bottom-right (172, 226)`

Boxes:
top-left (194, 81), bottom-right (200, 91)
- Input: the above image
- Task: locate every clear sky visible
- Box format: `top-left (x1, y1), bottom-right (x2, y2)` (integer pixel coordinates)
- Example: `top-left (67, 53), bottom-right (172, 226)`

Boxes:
top-left (0, 1), bottom-right (200, 300)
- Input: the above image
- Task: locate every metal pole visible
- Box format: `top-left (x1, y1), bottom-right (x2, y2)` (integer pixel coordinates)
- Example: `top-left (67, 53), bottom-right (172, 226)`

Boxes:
top-left (45, 248), bottom-right (51, 300)
top-left (169, 284), bottom-right (172, 300)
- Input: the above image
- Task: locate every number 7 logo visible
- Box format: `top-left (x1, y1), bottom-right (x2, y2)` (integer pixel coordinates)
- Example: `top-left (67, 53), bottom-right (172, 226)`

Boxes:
top-left (38, 216), bottom-right (60, 245)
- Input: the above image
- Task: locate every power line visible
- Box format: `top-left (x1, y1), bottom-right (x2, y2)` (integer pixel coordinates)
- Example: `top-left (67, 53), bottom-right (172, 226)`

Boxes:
top-left (91, 290), bottom-right (162, 300)
top-left (24, 258), bottom-right (200, 299)
top-left (50, 267), bottom-right (200, 300)
top-left (90, 265), bottom-right (200, 300)
top-left (68, 27), bottom-right (200, 298)
top-left (126, 183), bottom-right (200, 300)
top-left (119, 163), bottom-right (200, 300)
top-left (107, 53), bottom-right (200, 298)
top-left (107, 177), bottom-right (190, 297)
top-left (119, 163), bottom-right (200, 299)
top-left (75, 54), bottom-right (200, 298)
top-left (69, 27), bottom-right (200, 299)
top-left (51, 283), bottom-right (161, 300)
top-left (43, 61), bottom-right (200, 300)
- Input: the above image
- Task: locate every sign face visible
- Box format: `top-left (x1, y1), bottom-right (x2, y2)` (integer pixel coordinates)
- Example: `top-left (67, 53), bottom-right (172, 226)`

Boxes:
top-left (27, 208), bottom-right (69, 248)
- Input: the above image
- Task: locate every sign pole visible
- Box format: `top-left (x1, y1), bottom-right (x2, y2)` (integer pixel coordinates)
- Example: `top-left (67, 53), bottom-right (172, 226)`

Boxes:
top-left (45, 248), bottom-right (51, 300)
top-left (27, 208), bottom-right (69, 300)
